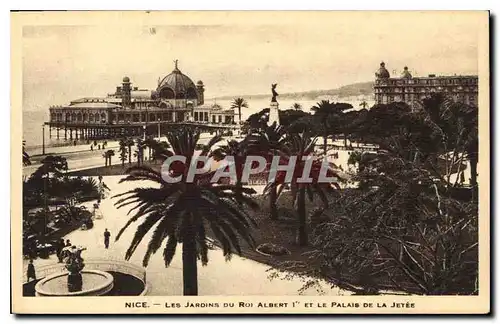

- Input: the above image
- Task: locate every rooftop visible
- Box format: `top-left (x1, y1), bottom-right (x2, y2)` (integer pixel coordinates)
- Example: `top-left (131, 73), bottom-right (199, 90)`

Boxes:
top-left (67, 102), bottom-right (122, 109)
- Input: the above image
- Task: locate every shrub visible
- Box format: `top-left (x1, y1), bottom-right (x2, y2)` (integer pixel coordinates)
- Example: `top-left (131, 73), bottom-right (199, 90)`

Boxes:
top-left (256, 243), bottom-right (291, 256)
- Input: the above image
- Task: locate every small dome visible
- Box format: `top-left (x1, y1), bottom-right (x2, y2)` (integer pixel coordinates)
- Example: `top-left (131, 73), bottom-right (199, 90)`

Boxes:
top-left (123, 76), bottom-right (130, 83)
top-left (401, 66), bottom-right (412, 79)
top-left (375, 62), bottom-right (390, 79)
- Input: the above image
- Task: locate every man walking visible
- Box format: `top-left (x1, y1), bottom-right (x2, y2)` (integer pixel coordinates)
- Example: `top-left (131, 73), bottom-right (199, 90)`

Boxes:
top-left (56, 238), bottom-right (65, 263)
top-left (27, 259), bottom-right (36, 282)
top-left (104, 228), bottom-right (111, 249)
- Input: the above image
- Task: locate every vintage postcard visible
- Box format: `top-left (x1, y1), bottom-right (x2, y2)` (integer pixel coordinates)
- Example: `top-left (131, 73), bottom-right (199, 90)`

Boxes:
top-left (11, 11), bottom-right (490, 314)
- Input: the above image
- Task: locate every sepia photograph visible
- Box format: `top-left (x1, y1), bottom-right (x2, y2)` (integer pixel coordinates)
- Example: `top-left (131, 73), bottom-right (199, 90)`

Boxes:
top-left (11, 10), bottom-right (490, 314)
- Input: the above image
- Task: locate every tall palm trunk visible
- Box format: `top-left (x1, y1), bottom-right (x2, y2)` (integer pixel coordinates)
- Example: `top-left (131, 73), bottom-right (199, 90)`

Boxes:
top-left (104, 156), bottom-right (108, 167)
top-left (182, 224), bottom-right (198, 296)
top-left (296, 187), bottom-right (307, 246)
top-left (238, 107), bottom-right (242, 125)
top-left (269, 183), bottom-right (278, 220)
top-left (43, 166), bottom-right (48, 235)
top-left (323, 130), bottom-right (328, 157)
top-left (469, 152), bottom-right (478, 202)
top-left (128, 146), bottom-right (132, 164)
top-left (469, 153), bottom-right (478, 187)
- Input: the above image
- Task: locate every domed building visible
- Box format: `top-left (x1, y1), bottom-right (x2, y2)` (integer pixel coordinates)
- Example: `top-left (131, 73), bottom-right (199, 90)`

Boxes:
top-left (48, 61), bottom-right (236, 141)
top-left (373, 61), bottom-right (478, 111)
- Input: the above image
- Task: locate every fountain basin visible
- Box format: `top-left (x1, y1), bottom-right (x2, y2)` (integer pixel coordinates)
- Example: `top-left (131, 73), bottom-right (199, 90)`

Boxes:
top-left (35, 270), bottom-right (114, 297)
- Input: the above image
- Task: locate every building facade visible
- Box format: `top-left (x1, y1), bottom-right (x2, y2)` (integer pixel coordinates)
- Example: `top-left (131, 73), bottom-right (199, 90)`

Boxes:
top-left (48, 61), bottom-right (235, 140)
top-left (373, 62), bottom-right (478, 110)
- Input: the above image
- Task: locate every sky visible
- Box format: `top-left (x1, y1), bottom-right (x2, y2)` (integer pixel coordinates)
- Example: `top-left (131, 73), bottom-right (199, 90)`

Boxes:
top-left (20, 11), bottom-right (484, 112)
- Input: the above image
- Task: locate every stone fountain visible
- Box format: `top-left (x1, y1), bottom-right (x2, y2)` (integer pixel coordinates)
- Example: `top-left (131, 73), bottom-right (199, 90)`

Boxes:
top-left (35, 246), bottom-right (114, 297)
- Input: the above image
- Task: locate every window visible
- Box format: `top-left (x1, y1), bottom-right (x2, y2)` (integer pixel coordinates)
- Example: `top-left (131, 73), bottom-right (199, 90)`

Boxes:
top-left (159, 87), bottom-right (175, 99)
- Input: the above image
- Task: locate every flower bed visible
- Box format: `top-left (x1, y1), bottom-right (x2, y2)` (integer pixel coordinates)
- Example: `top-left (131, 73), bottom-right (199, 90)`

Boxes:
top-left (255, 243), bottom-right (291, 257)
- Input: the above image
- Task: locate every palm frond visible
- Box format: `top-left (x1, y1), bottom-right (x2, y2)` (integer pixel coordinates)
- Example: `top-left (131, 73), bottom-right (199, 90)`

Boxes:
top-left (142, 202), bottom-right (184, 267)
top-left (123, 211), bottom-right (164, 261)
top-left (162, 234), bottom-right (178, 267)
top-left (119, 166), bottom-right (165, 184)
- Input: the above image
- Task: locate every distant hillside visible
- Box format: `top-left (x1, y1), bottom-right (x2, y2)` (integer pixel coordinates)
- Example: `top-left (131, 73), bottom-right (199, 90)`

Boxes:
top-left (210, 81), bottom-right (374, 101)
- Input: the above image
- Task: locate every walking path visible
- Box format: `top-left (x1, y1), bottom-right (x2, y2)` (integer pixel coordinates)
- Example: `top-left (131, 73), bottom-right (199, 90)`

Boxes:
top-left (26, 141), bottom-right (120, 157)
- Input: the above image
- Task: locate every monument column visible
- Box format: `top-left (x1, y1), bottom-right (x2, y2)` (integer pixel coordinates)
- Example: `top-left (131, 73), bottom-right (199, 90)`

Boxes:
top-left (268, 83), bottom-right (280, 126)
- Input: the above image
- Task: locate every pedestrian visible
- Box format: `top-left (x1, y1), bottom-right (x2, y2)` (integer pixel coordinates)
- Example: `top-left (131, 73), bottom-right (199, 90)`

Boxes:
top-left (104, 228), bottom-right (111, 249)
top-left (56, 238), bottom-right (65, 263)
top-left (27, 259), bottom-right (36, 282)
top-left (91, 145), bottom-right (93, 151)
top-left (98, 144), bottom-right (101, 150)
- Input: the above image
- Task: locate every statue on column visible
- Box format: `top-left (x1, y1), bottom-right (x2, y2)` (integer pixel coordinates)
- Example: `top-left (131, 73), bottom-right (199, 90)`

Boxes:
top-left (271, 84), bottom-right (279, 103)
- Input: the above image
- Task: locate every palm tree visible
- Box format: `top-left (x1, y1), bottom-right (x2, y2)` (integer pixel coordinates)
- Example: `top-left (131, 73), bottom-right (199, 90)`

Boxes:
top-left (210, 138), bottom-right (254, 197)
top-left (265, 132), bottom-right (340, 246)
top-left (135, 138), bottom-right (145, 166)
top-left (252, 123), bottom-right (287, 220)
top-left (113, 128), bottom-right (259, 296)
top-left (311, 100), bottom-right (334, 156)
top-left (144, 137), bottom-right (156, 162)
top-left (157, 142), bottom-right (171, 163)
top-left (103, 149), bottom-right (115, 167)
top-left (359, 100), bottom-right (369, 109)
top-left (311, 100), bottom-right (352, 152)
top-left (23, 140), bottom-right (31, 166)
top-left (420, 94), bottom-right (479, 189)
top-left (118, 138), bottom-right (128, 167)
top-left (230, 98), bottom-right (249, 126)
top-left (29, 155), bottom-right (69, 223)
top-left (291, 103), bottom-right (302, 111)
top-left (146, 139), bottom-right (172, 164)
top-left (31, 155), bottom-right (68, 180)
top-left (126, 138), bottom-right (134, 164)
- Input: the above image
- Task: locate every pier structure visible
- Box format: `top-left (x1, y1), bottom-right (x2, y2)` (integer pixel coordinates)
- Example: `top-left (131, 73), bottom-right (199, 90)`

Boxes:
top-left (47, 61), bottom-right (237, 141)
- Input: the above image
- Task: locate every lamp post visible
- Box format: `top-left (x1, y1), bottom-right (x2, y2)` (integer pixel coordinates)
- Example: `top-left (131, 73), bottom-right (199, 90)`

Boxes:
top-left (143, 125), bottom-right (146, 141)
top-left (42, 123), bottom-right (46, 155)
top-left (157, 118), bottom-right (161, 140)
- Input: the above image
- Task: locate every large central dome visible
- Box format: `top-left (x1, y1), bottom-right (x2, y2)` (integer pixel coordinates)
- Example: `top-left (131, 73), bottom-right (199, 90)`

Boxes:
top-left (157, 61), bottom-right (198, 100)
